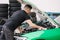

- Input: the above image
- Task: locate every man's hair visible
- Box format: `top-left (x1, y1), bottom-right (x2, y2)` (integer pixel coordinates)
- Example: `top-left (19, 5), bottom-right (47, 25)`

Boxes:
top-left (24, 4), bottom-right (32, 9)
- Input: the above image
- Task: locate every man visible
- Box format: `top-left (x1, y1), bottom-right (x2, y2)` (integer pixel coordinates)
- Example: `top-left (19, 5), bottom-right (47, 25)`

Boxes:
top-left (1, 4), bottom-right (46, 40)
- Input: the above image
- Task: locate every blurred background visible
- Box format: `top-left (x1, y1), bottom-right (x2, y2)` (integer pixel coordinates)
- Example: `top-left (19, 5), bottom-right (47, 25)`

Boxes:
top-left (0, 0), bottom-right (60, 40)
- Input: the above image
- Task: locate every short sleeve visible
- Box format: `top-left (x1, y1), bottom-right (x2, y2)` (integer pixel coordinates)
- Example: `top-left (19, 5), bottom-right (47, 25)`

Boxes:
top-left (25, 15), bottom-right (30, 20)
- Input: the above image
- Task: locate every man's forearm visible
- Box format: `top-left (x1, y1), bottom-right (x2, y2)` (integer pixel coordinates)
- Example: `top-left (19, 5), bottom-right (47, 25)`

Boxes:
top-left (26, 20), bottom-right (41, 29)
top-left (30, 23), bottom-right (40, 29)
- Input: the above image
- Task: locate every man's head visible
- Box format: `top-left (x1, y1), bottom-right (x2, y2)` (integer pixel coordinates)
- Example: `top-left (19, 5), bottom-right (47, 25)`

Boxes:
top-left (24, 4), bottom-right (32, 14)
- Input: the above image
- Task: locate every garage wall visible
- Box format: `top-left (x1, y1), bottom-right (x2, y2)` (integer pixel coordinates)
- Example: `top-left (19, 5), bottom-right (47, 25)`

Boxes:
top-left (24, 0), bottom-right (60, 12)
top-left (0, 0), bottom-right (9, 4)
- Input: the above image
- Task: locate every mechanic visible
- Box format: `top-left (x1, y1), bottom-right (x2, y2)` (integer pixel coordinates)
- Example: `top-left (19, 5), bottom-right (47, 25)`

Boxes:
top-left (1, 4), bottom-right (46, 40)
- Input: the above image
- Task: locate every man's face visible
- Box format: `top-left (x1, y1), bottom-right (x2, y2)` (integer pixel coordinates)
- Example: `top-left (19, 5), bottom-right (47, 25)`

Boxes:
top-left (27, 8), bottom-right (31, 13)
top-left (25, 7), bottom-right (31, 14)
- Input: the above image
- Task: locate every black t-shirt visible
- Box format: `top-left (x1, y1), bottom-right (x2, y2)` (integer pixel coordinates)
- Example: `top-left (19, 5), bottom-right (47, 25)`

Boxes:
top-left (4, 10), bottom-right (30, 31)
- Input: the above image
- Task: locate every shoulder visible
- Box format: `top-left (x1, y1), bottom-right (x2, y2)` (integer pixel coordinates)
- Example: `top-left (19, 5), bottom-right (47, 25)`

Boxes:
top-left (14, 10), bottom-right (26, 14)
top-left (14, 10), bottom-right (22, 13)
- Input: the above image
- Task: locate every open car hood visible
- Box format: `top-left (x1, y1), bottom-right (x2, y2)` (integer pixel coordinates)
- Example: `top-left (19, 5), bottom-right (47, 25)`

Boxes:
top-left (23, 0), bottom-right (60, 27)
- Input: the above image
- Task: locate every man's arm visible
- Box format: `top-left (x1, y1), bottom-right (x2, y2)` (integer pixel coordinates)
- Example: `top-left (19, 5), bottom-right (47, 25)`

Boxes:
top-left (25, 19), bottom-right (47, 30)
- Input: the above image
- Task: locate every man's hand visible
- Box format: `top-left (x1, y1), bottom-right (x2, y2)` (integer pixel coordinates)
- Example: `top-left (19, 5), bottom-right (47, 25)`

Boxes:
top-left (38, 26), bottom-right (47, 30)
